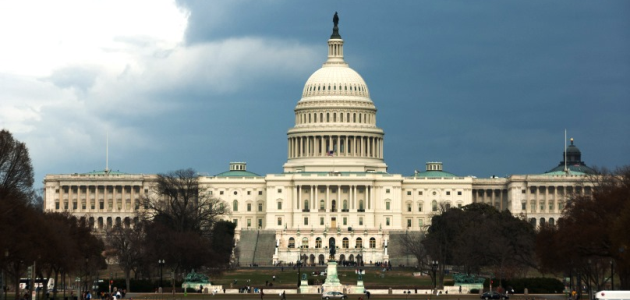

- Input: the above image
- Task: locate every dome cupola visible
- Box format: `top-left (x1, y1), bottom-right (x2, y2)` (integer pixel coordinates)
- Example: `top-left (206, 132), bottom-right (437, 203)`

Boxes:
top-left (284, 13), bottom-right (387, 173)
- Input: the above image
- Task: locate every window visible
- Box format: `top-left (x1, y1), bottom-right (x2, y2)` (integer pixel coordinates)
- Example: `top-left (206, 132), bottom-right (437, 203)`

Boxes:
top-left (457, 191), bottom-right (462, 196)
top-left (99, 201), bottom-right (104, 210)
top-left (549, 202), bottom-right (554, 211)
top-left (55, 202), bottom-right (59, 210)
top-left (209, 191), bottom-right (213, 195)
top-left (419, 191), bottom-right (423, 195)
top-left (522, 202), bottom-right (526, 210)
top-left (407, 191), bottom-right (411, 196)
top-left (386, 189), bottom-right (390, 194)
top-left (386, 202), bottom-right (390, 210)
top-left (247, 219), bottom-right (252, 227)
top-left (247, 191), bottom-right (251, 195)
top-left (258, 203), bottom-right (263, 211)
top-left (277, 201), bottom-right (282, 210)
top-left (289, 238), bottom-right (295, 248)
top-left (304, 217), bottom-right (309, 226)
top-left (446, 191), bottom-right (451, 195)
top-left (320, 217), bottom-right (324, 225)
top-left (419, 219), bottom-right (424, 227)
top-left (233, 219), bottom-right (238, 226)
top-left (530, 201), bottom-right (536, 212)
top-left (522, 189), bottom-right (526, 194)
top-left (418, 202), bottom-right (423, 212)
top-left (358, 200), bottom-right (364, 210)
top-left (559, 201), bottom-right (564, 210)
top-left (356, 238), bottom-right (363, 248)
top-left (432, 200), bottom-right (437, 212)
top-left (343, 200), bottom-right (348, 210)
top-left (234, 191), bottom-right (238, 195)
top-left (316, 237), bottom-right (322, 248)
top-left (540, 202), bottom-right (544, 211)
top-left (342, 238), bottom-right (349, 248)
top-left (278, 189), bottom-right (282, 193)
top-left (407, 219), bottom-right (412, 228)
top-left (277, 217), bottom-right (282, 226)
top-left (320, 200), bottom-right (325, 210)
top-left (407, 203), bottom-right (411, 212)
top-left (386, 217), bottom-right (390, 226)
top-left (369, 238), bottom-right (376, 248)
top-left (258, 219), bottom-right (263, 228)
top-left (258, 191), bottom-right (263, 195)
top-left (343, 217), bottom-right (347, 225)
top-left (432, 191), bottom-right (437, 196)
top-left (247, 203), bottom-right (252, 212)
top-left (359, 217), bottom-right (363, 226)
top-left (220, 191), bottom-right (224, 195)
top-left (233, 200), bottom-right (238, 211)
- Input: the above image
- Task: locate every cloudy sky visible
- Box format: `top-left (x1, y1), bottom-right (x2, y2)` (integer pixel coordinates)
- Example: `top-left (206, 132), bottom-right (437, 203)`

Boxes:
top-left (1, 1), bottom-right (629, 187)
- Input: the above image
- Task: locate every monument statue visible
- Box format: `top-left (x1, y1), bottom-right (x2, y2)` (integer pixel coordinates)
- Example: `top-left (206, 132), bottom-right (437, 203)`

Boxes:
top-left (184, 269), bottom-right (210, 283)
top-left (329, 240), bottom-right (336, 259)
top-left (333, 12), bottom-right (339, 27)
top-left (302, 273), bottom-right (308, 280)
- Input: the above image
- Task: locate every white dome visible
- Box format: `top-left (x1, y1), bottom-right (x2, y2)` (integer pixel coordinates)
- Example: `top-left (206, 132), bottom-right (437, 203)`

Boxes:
top-left (301, 66), bottom-right (370, 99)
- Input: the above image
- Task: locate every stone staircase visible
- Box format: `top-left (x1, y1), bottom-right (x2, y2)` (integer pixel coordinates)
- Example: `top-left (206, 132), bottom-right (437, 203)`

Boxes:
top-left (237, 230), bottom-right (276, 266)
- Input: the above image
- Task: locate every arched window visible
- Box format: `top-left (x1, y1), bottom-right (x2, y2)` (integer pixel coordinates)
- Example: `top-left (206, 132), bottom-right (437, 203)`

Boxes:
top-left (302, 237), bottom-right (309, 248)
top-left (316, 237), bottom-right (322, 248)
top-left (445, 203), bottom-right (451, 210)
top-left (355, 237), bottom-right (363, 248)
top-left (329, 237), bottom-right (335, 249)
top-left (369, 237), bottom-right (376, 248)
top-left (549, 218), bottom-right (555, 226)
top-left (540, 218), bottom-right (546, 226)
top-left (342, 238), bottom-right (349, 248)
top-left (288, 237), bottom-right (295, 248)
top-left (530, 218), bottom-right (536, 227)
top-left (233, 200), bottom-right (238, 211)
top-left (432, 200), bottom-right (438, 212)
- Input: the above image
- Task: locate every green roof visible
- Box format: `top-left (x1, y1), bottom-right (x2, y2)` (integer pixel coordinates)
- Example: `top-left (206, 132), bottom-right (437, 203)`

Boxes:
top-left (215, 170), bottom-right (261, 177)
top-left (82, 170), bottom-right (129, 175)
top-left (542, 170), bottom-right (587, 176)
top-left (413, 170), bottom-right (457, 178)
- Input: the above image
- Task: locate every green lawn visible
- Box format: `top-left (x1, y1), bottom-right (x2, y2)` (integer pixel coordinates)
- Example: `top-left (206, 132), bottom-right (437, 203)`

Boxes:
top-left (213, 267), bottom-right (439, 289)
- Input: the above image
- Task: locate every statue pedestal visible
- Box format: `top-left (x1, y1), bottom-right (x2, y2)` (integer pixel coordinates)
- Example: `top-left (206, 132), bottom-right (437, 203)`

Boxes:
top-left (322, 260), bottom-right (343, 292)
top-left (352, 280), bottom-right (365, 294)
top-left (299, 279), bottom-right (309, 293)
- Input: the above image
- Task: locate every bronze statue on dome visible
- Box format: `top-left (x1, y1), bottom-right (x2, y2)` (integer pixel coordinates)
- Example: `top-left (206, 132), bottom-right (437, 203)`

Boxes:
top-left (333, 12), bottom-right (339, 27)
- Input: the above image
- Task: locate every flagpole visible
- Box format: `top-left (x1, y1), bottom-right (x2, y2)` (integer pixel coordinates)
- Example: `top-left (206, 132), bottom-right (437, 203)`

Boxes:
top-left (564, 129), bottom-right (567, 173)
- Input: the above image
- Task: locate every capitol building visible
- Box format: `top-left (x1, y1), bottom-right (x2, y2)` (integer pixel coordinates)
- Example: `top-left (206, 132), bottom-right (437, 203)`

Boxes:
top-left (43, 17), bottom-right (595, 266)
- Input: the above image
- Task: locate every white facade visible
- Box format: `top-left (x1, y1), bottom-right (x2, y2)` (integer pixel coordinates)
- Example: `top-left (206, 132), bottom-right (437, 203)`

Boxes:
top-left (43, 20), bottom-right (594, 265)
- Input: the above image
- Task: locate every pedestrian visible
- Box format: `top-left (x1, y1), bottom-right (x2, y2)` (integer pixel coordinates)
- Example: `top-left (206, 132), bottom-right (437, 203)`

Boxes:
top-left (282, 291), bottom-right (286, 300)
top-left (273, 275), bottom-right (276, 282)
top-left (260, 289), bottom-right (264, 300)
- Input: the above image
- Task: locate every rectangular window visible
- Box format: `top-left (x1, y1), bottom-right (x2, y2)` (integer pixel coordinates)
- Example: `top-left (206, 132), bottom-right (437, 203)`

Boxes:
top-left (320, 217), bottom-right (324, 225)
top-left (419, 191), bottom-right (423, 195)
top-left (209, 191), bottom-right (213, 195)
top-left (72, 202), bottom-right (77, 210)
top-left (233, 219), bottom-right (238, 226)
top-left (55, 202), bottom-right (59, 210)
top-left (258, 219), bottom-right (263, 228)
top-left (386, 202), bottom-right (390, 210)
top-left (457, 191), bottom-right (462, 196)
top-left (81, 202), bottom-right (86, 210)
top-left (277, 217), bottom-right (282, 226)
top-left (522, 189), bottom-right (526, 194)
top-left (220, 191), bottom-right (224, 195)
top-left (258, 203), bottom-right (263, 211)
top-left (549, 203), bottom-right (554, 211)
top-left (258, 191), bottom-right (263, 195)
top-left (247, 219), bottom-right (252, 227)
top-left (247, 203), bottom-right (252, 211)
top-left (247, 191), bottom-right (251, 195)
top-left (304, 217), bottom-right (309, 226)
top-left (446, 191), bottom-right (451, 195)
top-left (521, 202), bottom-right (526, 210)
top-left (386, 189), bottom-right (390, 194)
top-left (418, 205), bottom-right (422, 212)
top-left (359, 217), bottom-right (363, 226)
top-left (99, 202), bottom-right (104, 210)
top-left (407, 191), bottom-right (411, 196)
top-left (419, 218), bottom-right (424, 227)
top-left (277, 202), bottom-right (282, 210)
top-left (386, 217), bottom-right (390, 226)
top-left (407, 219), bottom-right (411, 228)
top-left (343, 217), bottom-right (347, 225)
top-left (278, 189), bottom-right (282, 193)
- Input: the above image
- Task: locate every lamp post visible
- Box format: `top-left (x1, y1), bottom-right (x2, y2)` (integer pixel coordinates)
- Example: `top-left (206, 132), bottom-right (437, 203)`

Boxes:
top-left (610, 260), bottom-right (614, 290)
top-left (158, 260), bottom-right (165, 291)
top-left (3, 250), bottom-right (8, 300)
top-left (297, 245), bottom-right (302, 288)
top-left (431, 260), bottom-right (439, 293)
top-left (83, 257), bottom-right (89, 298)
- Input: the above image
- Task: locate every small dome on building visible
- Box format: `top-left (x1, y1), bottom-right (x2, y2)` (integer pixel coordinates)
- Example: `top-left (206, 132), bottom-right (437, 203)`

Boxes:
top-left (215, 162), bottom-right (261, 177)
top-left (413, 162), bottom-right (457, 178)
top-left (545, 138), bottom-right (596, 175)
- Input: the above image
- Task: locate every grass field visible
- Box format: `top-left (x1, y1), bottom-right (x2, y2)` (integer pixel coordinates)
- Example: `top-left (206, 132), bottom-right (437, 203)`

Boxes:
top-left (212, 267), bottom-right (439, 289)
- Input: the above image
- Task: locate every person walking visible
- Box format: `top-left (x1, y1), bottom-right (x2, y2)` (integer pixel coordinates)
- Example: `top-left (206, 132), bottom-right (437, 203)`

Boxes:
top-left (260, 289), bottom-right (264, 300)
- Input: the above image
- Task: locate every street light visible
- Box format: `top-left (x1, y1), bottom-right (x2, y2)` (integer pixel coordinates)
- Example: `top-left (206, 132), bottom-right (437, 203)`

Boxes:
top-left (84, 257), bottom-right (89, 298)
top-left (158, 260), bottom-right (165, 292)
top-left (610, 260), bottom-right (614, 290)
top-left (431, 260), bottom-right (439, 293)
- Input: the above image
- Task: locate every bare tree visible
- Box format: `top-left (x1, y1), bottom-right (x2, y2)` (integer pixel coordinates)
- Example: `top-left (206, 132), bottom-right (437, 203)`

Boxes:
top-left (105, 223), bottom-right (145, 292)
top-left (140, 169), bottom-right (229, 235)
top-left (0, 129), bottom-right (34, 204)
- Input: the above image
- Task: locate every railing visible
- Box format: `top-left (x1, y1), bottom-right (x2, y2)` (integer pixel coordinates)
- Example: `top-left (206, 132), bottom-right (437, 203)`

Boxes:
top-left (357, 209), bottom-right (365, 212)
top-left (341, 209), bottom-right (349, 212)
top-left (302, 209), bottom-right (310, 212)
